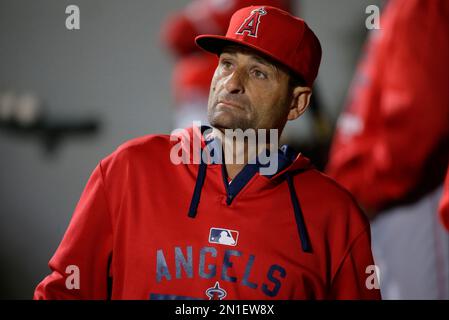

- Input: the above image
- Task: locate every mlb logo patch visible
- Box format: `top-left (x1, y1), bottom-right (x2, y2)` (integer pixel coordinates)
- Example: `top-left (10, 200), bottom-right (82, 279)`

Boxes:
top-left (209, 228), bottom-right (239, 246)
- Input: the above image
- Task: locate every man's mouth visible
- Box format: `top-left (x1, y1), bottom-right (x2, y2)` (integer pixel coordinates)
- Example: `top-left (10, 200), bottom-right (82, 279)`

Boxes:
top-left (216, 100), bottom-right (244, 110)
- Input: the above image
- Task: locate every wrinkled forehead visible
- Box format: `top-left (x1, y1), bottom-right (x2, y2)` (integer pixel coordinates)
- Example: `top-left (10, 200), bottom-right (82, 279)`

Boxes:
top-left (220, 44), bottom-right (281, 71)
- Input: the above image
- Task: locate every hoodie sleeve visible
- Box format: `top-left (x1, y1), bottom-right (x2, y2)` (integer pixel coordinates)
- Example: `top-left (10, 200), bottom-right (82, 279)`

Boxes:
top-left (33, 162), bottom-right (113, 300)
top-left (326, 0), bottom-right (449, 213)
top-left (329, 226), bottom-right (381, 300)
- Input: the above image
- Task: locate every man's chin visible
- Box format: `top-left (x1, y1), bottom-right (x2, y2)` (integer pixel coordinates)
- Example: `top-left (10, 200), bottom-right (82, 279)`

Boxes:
top-left (209, 114), bottom-right (249, 131)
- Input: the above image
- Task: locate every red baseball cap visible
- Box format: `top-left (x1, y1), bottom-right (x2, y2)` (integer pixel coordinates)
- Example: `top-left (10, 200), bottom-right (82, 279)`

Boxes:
top-left (195, 5), bottom-right (322, 87)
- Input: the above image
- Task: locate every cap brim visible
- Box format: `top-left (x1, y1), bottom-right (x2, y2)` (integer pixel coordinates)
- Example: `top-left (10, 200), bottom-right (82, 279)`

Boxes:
top-left (196, 35), bottom-right (254, 54)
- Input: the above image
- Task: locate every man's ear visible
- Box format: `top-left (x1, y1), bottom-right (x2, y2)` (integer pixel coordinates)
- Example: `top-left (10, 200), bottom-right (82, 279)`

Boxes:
top-left (287, 86), bottom-right (312, 121)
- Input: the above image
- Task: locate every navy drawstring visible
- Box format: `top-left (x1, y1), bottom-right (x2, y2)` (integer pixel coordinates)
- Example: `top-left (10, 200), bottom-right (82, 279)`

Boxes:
top-left (286, 173), bottom-right (312, 253)
top-left (188, 159), bottom-right (208, 218)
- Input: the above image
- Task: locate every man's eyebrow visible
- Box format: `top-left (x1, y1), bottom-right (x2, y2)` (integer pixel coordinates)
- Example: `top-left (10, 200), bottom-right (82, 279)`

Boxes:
top-left (220, 49), bottom-right (278, 71)
top-left (221, 50), bottom-right (271, 65)
top-left (251, 55), bottom-right (273, 68)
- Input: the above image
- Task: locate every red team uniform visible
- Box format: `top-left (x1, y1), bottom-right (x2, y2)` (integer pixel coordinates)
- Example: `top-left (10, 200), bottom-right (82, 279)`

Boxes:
top-left (326, 0), bottom-right (449, 299)
top-left (34, 127), bottom-right (379, 299)
top-left (326, 0), bottom-right (449, 213)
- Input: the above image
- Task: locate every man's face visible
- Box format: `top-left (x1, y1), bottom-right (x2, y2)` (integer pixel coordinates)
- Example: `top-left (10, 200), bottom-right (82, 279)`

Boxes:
top-left (207, 45), bottom-right (292, 132)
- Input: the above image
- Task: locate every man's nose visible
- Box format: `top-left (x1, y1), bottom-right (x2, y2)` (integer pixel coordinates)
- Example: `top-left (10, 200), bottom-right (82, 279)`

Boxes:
top-left (224, 69), bottom-right (245, 94)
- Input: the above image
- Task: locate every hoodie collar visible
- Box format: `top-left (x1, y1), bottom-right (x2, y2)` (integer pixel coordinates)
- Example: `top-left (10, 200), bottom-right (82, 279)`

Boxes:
top-left (184, 125), bottom-right (313, 253)
top-left (175, 125), bottom-right (313, 173)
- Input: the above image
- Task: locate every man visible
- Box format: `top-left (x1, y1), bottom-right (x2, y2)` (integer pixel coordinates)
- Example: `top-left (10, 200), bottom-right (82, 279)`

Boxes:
top-left (34, 6), bottom-right (380, 300)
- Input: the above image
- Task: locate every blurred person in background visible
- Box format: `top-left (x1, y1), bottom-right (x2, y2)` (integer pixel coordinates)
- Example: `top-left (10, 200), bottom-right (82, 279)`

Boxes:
top-left (326, 0), bottom-right (449, 299)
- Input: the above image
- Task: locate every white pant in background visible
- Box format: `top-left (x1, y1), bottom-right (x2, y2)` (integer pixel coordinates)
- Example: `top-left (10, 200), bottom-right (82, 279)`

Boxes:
top-left (371, 185), bottom-right (449, 299)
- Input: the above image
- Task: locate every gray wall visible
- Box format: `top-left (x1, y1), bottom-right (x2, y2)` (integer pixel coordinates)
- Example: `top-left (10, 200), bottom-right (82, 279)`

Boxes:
top-left (0, 0), bottom-right (380, 299)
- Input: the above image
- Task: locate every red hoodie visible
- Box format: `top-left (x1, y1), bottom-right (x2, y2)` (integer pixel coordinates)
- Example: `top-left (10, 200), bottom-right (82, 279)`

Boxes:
top-left (34, 126), bottom-right (380, 300)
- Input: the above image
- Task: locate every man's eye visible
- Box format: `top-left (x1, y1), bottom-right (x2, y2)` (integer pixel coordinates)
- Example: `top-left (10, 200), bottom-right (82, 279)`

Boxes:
top-left (253, 69), bottom-right (267, 79)
top-left (221, 60), bottom-right (233, 70)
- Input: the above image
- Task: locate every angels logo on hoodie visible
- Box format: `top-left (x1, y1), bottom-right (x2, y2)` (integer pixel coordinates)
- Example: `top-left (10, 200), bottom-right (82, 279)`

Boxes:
top-left (205, 281), bottom-right (227, 300)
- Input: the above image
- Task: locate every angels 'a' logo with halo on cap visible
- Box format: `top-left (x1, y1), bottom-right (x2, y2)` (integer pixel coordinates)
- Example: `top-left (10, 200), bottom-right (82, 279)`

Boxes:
top-left (236, 7), bottom-right (267, 38)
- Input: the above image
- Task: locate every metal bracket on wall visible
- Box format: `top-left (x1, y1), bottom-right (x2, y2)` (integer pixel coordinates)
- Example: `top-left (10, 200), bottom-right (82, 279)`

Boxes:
top-left (0, 92), bottom-right (101, 154)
